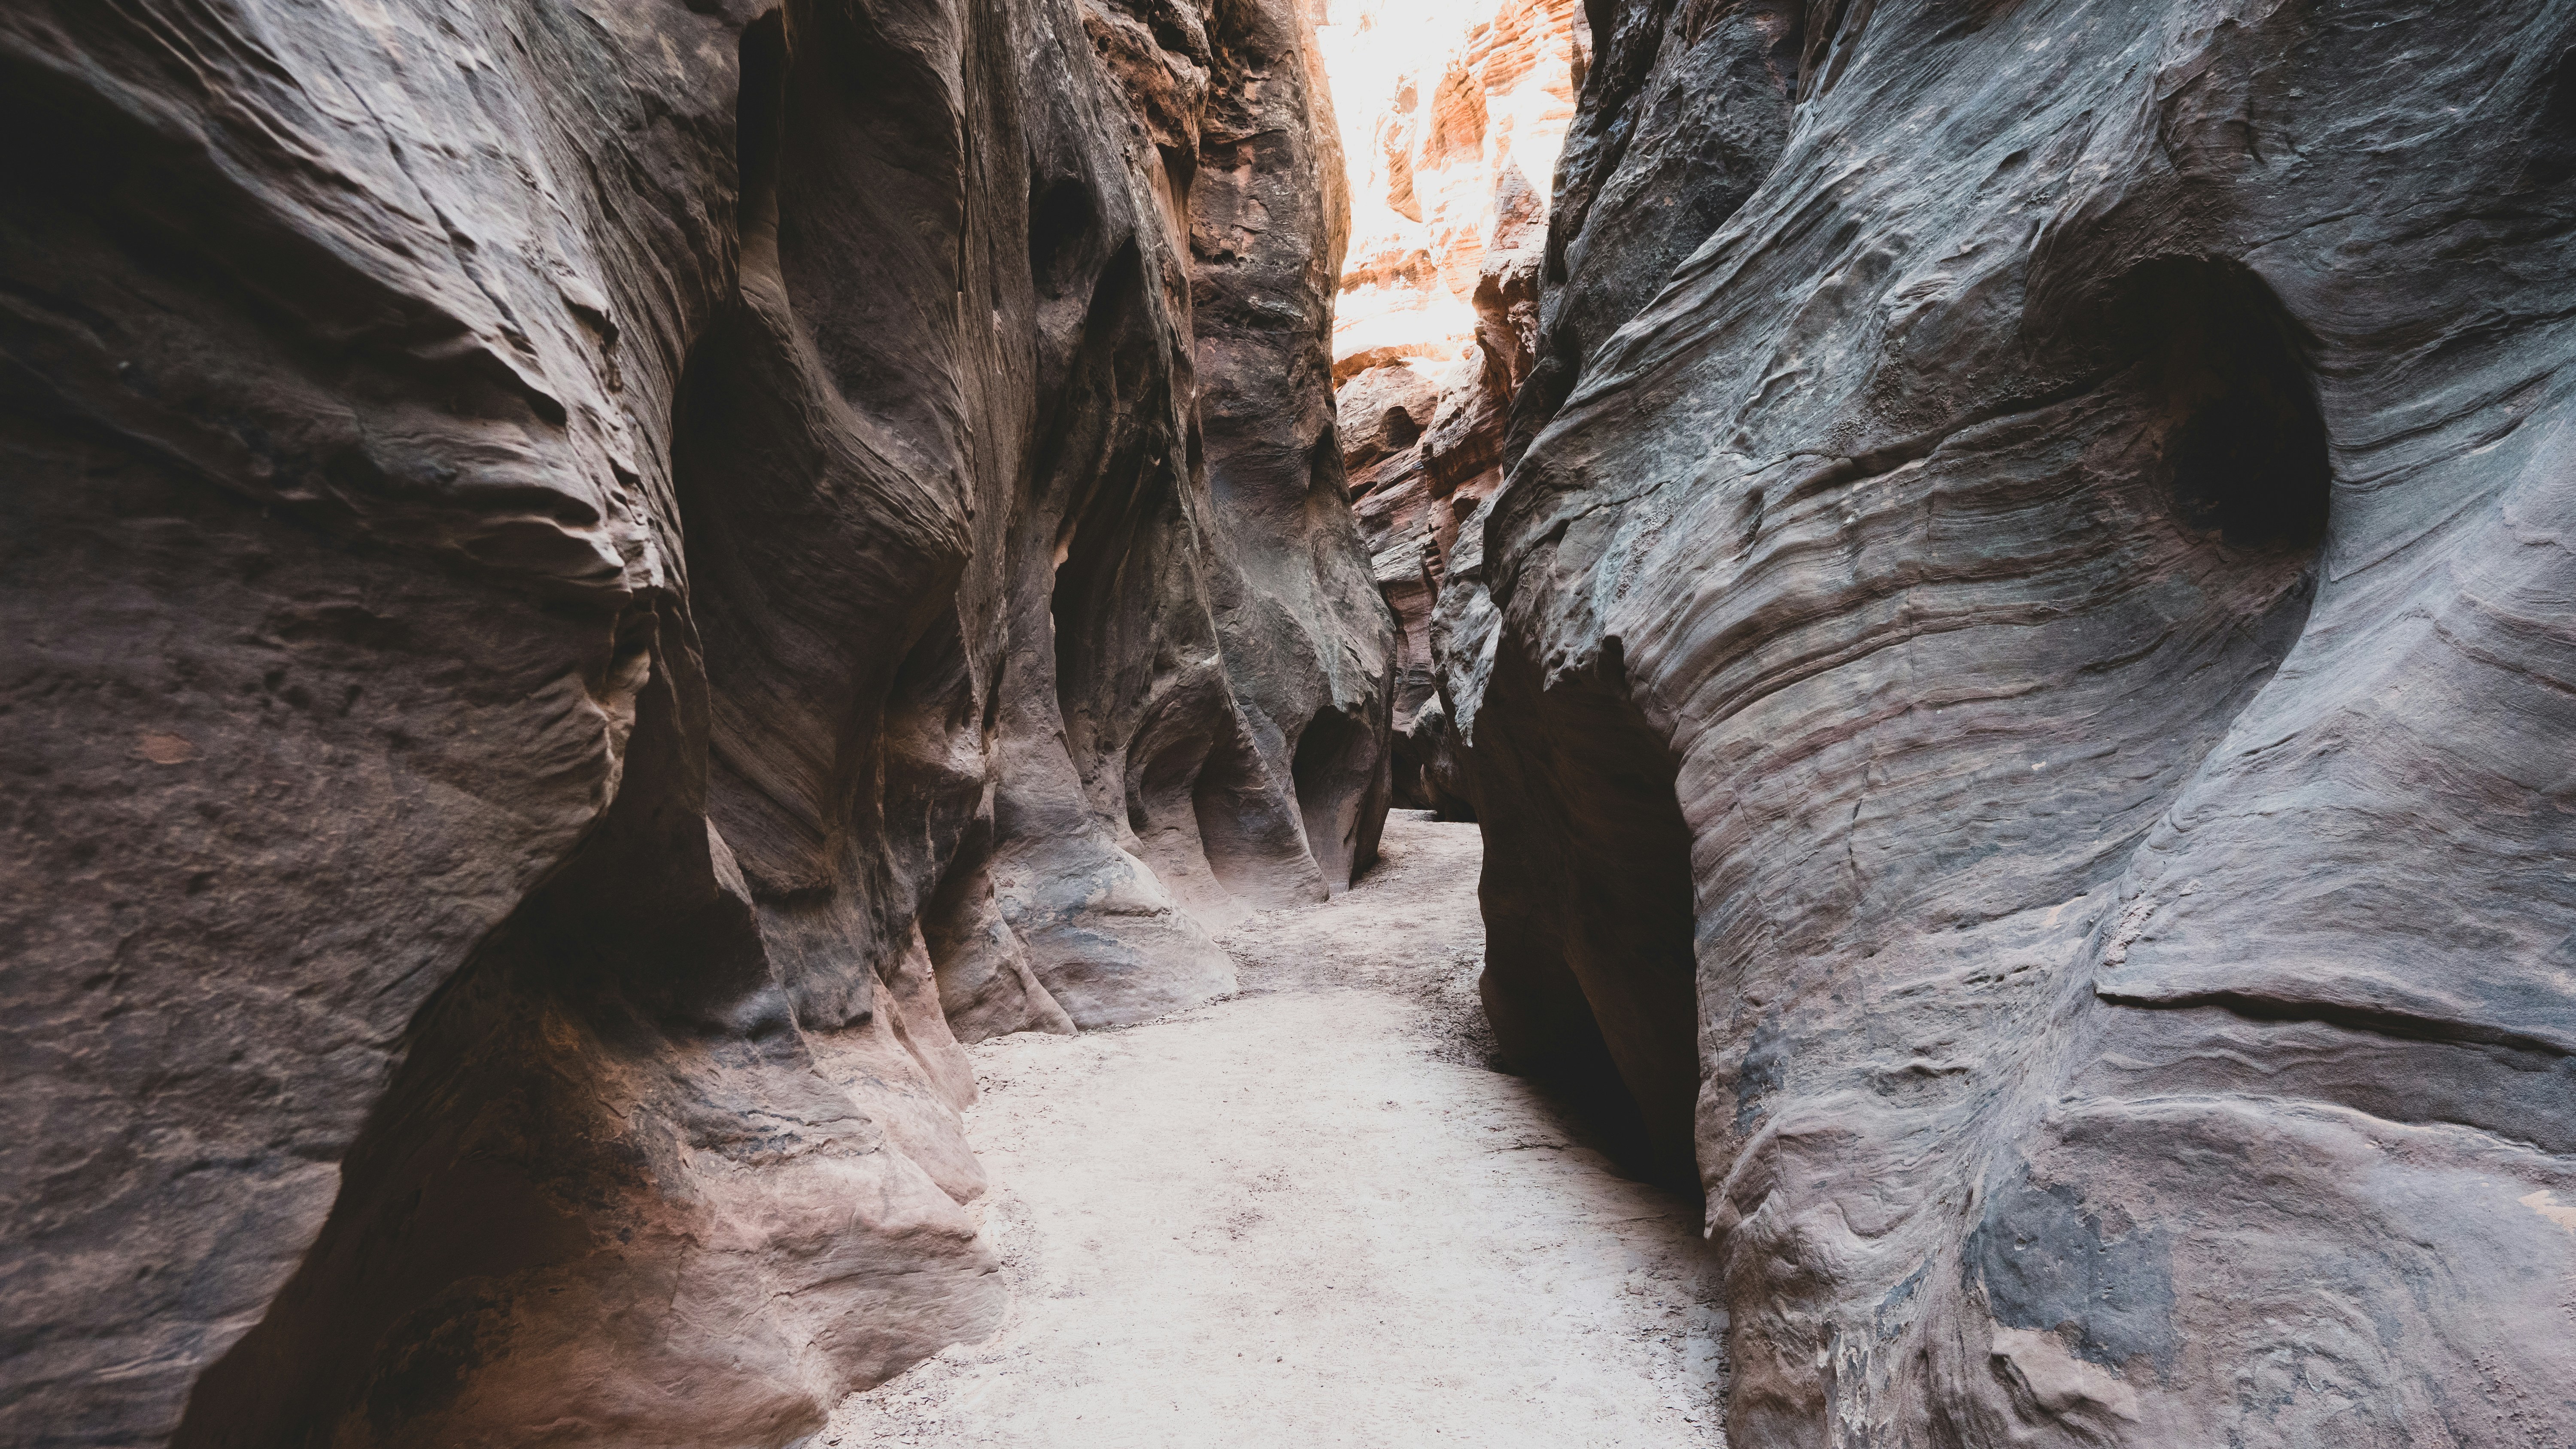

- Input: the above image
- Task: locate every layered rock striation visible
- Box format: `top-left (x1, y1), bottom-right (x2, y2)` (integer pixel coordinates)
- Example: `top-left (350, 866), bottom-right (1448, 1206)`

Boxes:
top-left (1445, 0), bottom-right (2576, 1444)
top-left (0, 1), bottom-right (1387, 1445)
top-left (1316, 0), bottom-right (1584, 812)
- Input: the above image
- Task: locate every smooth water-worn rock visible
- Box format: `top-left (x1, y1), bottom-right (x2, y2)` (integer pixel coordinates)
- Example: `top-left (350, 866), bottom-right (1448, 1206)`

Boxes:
top-left (0, 1), bottom-right (1387, 1445)
top-left (1451, 0), bottom-right (2576, 1443)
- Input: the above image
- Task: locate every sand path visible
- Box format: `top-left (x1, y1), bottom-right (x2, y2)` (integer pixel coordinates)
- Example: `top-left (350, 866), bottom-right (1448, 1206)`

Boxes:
top-left (825, 811), bottom-right (1722, 1448)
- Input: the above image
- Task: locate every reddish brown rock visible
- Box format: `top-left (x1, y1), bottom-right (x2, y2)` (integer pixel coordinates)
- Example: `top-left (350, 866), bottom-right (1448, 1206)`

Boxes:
top-left (1316, 0), bottom-right (1581, 812)
top-left (0, 1), bottom-right (1386, 1445)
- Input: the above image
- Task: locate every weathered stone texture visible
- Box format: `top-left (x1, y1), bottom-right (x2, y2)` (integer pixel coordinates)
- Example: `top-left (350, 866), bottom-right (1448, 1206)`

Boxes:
top-left (1448, 0), bottom-right (2576, 1443)
top-left (0, 0), bottom-right (1387, 1445)
top-left (1317, 0), bottom-right (1583, 811)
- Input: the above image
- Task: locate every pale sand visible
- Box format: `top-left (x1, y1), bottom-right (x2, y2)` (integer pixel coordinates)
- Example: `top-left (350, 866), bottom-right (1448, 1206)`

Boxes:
top-left (824, 812), bottom-right (1723, 1448)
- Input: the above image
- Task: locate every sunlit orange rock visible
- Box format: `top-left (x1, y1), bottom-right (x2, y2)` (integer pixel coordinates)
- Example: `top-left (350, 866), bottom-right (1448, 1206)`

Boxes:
top-left (1318, 0), bottom-right (1583, 809)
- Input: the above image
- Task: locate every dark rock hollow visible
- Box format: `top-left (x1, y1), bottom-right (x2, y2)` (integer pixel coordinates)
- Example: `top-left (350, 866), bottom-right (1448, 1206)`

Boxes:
top-left (1440, 0), bottom-right (2576, 1443)
top-left (0, 0), bottom-right (1388, 1444)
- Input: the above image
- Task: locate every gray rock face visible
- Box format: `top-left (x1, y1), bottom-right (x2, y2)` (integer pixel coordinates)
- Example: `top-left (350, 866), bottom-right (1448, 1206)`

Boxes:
top-left (0, 0), bottom-right (1387, 1444)
top-left (1451, 0), bottom-right (2576, 1442)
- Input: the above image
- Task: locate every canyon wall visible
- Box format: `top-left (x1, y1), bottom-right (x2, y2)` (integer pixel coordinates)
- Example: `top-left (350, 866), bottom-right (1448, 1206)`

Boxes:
top-left (0, 0), bottom-right (1387, 1444)
top-left (1318, 0), bottom-right (1583, 810)
top-left (1447, 0), bottom-right (2576, 1444)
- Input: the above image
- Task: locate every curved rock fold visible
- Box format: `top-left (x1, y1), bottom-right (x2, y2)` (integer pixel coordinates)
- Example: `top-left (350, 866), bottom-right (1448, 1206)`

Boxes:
top-left (1, 0), bottom-right (1388, 1443)
top-left (1443, 1), bottom-right (2576, 1443)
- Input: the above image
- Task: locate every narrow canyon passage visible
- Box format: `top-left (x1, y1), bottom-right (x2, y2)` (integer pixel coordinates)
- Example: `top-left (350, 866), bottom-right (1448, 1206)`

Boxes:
top-left (824, 814), bottom-right (1720, 1448)
top-left (17, 2), bottom-right (2575, 1443)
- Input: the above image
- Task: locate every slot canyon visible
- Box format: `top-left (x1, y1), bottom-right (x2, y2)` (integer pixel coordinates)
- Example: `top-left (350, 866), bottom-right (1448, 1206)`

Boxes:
top-left (5, 0), bottom-right (2574, 1446)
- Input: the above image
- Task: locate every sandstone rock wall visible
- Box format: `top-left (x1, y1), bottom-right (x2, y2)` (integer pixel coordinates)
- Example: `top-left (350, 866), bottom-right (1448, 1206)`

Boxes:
top-left (1316, 0), bottom-right (1583, 810)
top-left (1447, 0), bottom-right (2576, 1443)
top-left (0, 1), bottom-right (1387, 1444)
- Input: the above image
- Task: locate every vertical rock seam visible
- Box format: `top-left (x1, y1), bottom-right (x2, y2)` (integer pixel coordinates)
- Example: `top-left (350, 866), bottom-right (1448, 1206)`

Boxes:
top-left (0, 1), bottom-right (1390, 1446)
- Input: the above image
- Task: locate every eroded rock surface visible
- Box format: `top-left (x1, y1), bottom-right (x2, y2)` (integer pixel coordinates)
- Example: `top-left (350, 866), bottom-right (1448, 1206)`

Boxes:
top-left (1448, 1), bottom-right (2576, 1444)
top-left (0, 1), bottom-right (1387, 1444)
top-left (1317, 0), bottom-right (1583, 810)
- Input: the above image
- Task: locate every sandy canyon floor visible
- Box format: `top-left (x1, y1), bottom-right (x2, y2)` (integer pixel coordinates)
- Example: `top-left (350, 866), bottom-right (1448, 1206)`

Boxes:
top-left (824, 812), bottom-right (1722, 1448)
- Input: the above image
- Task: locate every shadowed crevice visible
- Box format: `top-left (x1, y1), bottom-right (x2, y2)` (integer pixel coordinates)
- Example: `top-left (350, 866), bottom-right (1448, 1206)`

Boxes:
top-left (1473, 638), bottom-right (1701, 1195)
top-left (2115, 256), bottom-right (2332, 552)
